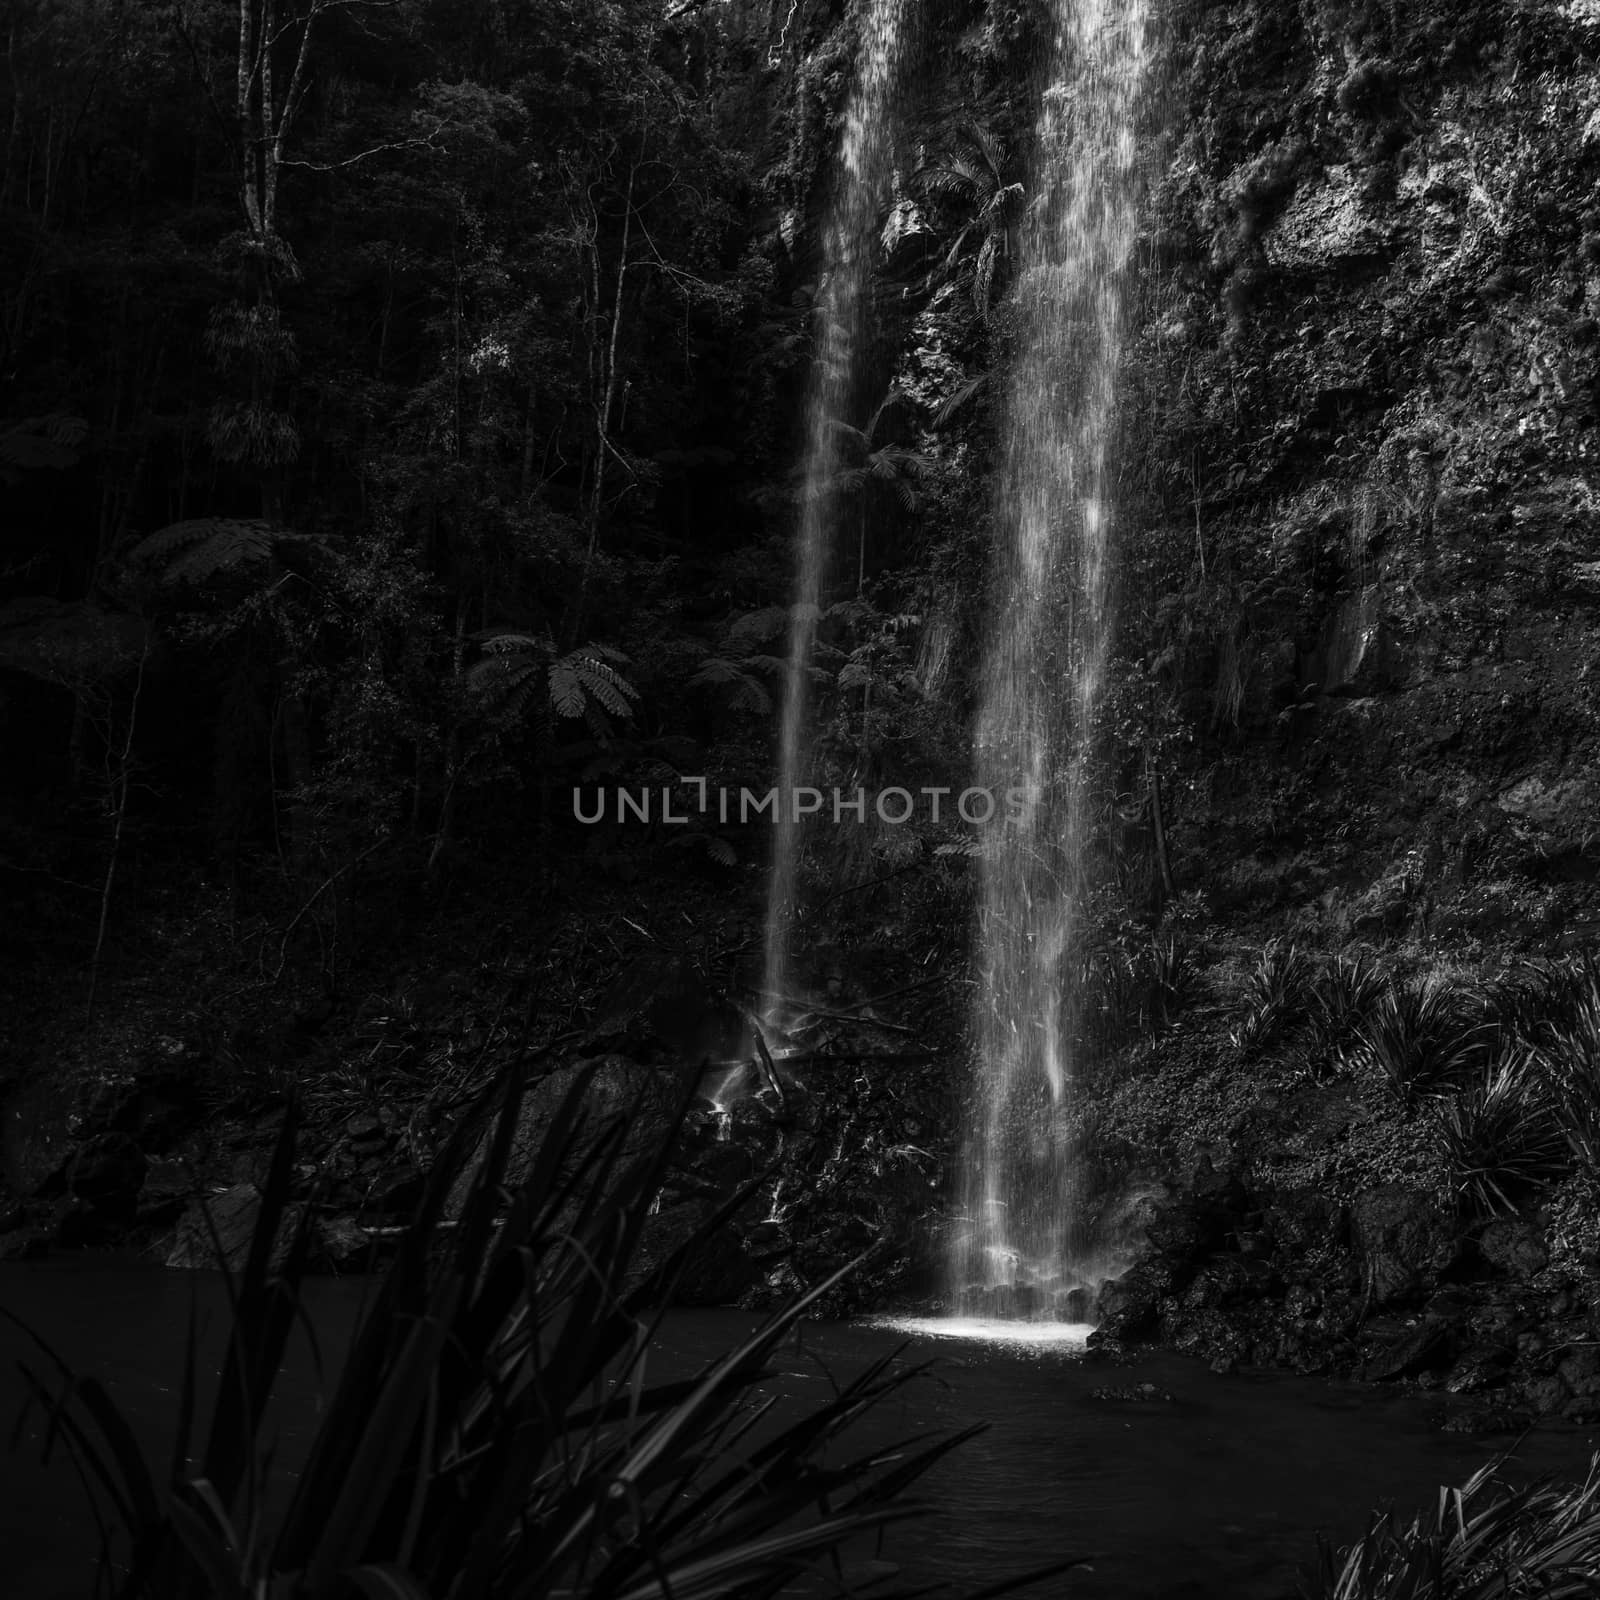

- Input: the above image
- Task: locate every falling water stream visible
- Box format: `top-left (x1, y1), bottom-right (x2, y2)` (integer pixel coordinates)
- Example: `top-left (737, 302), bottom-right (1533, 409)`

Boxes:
top-left (762, 0), bottom-right (909, 1045)
top-left (954, 0), bottom-right (1152, 1318)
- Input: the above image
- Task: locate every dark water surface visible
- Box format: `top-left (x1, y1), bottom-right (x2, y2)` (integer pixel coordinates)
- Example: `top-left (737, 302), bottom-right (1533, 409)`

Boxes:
top-left (4, 1260), bottom-right (1599, 1599)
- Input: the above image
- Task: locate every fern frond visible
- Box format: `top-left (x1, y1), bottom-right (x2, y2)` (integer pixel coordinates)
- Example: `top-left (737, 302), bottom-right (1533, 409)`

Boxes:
top-left (690, 656), bottom-right (775, 714)
top-left (548, 665), bottom-right (586, 718)
top-left (742, 653), bottom-right (789, 676)
top-left (731, 678), bottom-right (773, 714)
top-left (130, 518), bottom-right (289, 584)
top-left (862, 388), bottom-right (912, 442)
top-left (975, 235), bottom-right (999, 320)
top-left (568, 660), bottom-right (635, 719)
top-left (465, 657), bottom-right (543, 725)
top-left (690, 658), bottom-right (747, 687)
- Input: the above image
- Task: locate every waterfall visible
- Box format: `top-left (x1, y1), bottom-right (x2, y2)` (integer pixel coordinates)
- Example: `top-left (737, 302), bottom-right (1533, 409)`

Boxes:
top-left (763, 0), bottom-right (909, 1041)
top-left (954, 0), bottom-right (1151, 1318)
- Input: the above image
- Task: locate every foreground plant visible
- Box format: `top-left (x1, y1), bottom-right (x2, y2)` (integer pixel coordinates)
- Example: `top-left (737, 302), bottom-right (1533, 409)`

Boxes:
top-left (1432, 1049), bottom-right (1570, 1216)
top-left (11, 1063), bottom-right (1079, 1600)
top-left (1231, 939), bottom-right (1314, 1056)
top-left (1346, 977), bottom-right (1496, 1110)
top-left (1515, 957), bottom-right (1600, 1174)
top-left (1313, 1453), bottom-right (1600, 1599)
top-left (1308, 953), bottom-right (1386, 1053)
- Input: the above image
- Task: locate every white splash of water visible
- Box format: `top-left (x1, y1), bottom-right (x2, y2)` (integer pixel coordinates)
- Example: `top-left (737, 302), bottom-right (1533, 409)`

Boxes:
top-left (873, 1315), bottom-right (1093, 1350)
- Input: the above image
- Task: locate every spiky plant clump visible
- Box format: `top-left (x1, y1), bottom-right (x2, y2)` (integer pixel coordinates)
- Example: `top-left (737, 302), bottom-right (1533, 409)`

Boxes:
top-left (1432, 1048), bottom-right (1570, 1216)
top-left (1490, 957), bottom-right (1600, 1049)
top-left (1230, 938), bottom-right (1315, 1055)
top-left (1294, 952), bottom-right (1387, 1084)
top-left (1309, 952), bottom-right (1387, 1051)
top-left (1140, 933), bottom-right (1196, 1035)
top-left (1538, 955), bottom-right (1600, 1048)
top-left (1508, 957), bottom-right (1600, 1173)
top-left (1314, 1454), bottom-right (1600, 1599)
top-left (1345, 977), bottom-right (1497, 1109)
top-left (1075, 944), bottom-right (1139, 1054)
top-left (7, 1065), bottom-right (1079, 1600)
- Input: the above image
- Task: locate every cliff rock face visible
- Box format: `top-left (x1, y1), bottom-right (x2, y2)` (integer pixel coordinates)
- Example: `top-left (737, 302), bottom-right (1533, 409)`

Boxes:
top-left (1130, 0), bottom-right (1600, 946)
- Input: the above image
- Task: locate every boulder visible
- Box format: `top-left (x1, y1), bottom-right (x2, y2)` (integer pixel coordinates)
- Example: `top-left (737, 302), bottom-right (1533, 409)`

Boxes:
top-left (1093, 1266), bottom-right (1163, 1340)
top-left (1558, 1346), bottom-right (1600, 1398)
top-left (1181, 1256), bottom-right (1257, 1311)
top-left (1444, 1344), bottom-right (1513, 1394)
top-left (1441, 1403), bottom-right (1527, 1436)
top-left (1522, 1374), bottom-right (1570, 1416)
top-left (1169, 1308), bottom-right (1250, 1368)
top-left (1351, 1186), bottom-right (1458, 1307)
top-left (312, 1214), bottom-right (371, 1269)
top-left (1478, 1218), bottom-right (1548, 1281)
top-left (1364, 1321), bottom-right (1452, 1382)
top-left (1262, 1188), bottom-right (1349, 1255)
top-left (166, 1184), bottom-right (297, 1271)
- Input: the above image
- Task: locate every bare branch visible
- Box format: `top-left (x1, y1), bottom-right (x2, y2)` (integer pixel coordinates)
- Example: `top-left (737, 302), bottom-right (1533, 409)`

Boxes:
top-left (277, 134), bottom-right (440, 172)
top-left (273, 0), bottom-right (321, 170)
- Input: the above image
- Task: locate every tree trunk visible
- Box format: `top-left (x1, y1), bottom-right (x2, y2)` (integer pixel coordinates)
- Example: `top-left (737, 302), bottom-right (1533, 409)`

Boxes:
top-left (87, 639), bottom-right (149, 1027)
top-left (1147, 743), bottom-right (1177, 908)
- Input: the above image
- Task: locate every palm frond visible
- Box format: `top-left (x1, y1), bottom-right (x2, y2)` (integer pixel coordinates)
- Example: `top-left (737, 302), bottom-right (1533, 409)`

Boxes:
top-left (932, 374), bottom-right (989, 429)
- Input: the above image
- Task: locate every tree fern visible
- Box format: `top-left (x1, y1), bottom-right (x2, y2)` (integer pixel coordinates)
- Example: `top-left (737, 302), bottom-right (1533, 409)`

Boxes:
top-left (689, 656), bottom-right (774, 714)
top-left (130, 518), bottom-right (291, 584)
top-left (469, 631), bottom-right (639, 729)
